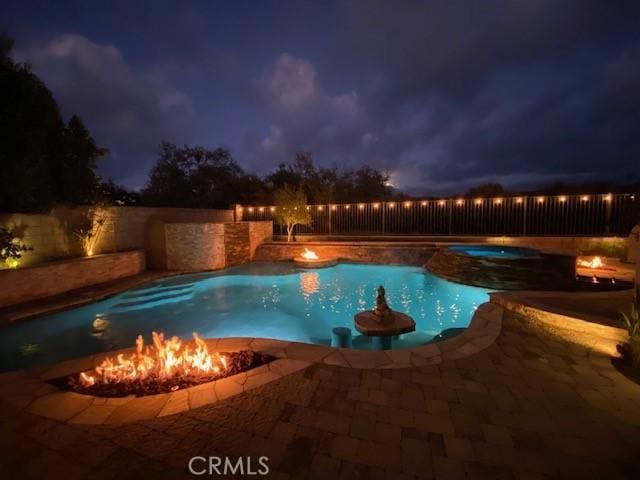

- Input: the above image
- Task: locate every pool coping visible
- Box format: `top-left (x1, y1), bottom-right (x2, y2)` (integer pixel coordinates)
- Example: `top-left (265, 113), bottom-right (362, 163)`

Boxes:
top-left (0, 302), bottom-right (503, 425)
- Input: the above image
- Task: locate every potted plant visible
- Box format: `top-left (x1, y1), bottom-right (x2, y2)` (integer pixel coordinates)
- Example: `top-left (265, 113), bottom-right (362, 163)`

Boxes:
top-left (619, 284), bottom-right (640, 367)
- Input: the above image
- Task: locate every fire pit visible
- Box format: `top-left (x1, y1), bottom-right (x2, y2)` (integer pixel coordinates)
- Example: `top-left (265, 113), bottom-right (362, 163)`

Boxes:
top-left (293, 247), bottom-right (338, 268)
top-left (51, 332), bottom-right (275, 397)
top-left (575, 255), bottom-right (634, 289)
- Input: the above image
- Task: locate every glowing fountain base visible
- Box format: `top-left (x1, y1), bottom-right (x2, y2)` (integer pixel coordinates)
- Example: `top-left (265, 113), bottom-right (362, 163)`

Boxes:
top-left (293, 256), bottom-right (338, 269)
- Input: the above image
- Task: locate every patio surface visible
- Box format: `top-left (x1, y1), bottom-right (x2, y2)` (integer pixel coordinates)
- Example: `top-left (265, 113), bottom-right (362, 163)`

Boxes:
top-left (1, 309), bottom-right (639, 479)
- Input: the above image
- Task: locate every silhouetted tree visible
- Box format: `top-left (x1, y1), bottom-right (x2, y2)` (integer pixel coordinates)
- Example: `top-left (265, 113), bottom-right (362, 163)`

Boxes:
top-left (142, 142), bottom-right (259, 208)
top-left (465, 182), bottom-right (508, 198)
top-left (0, 35), bottom-right (106, 212)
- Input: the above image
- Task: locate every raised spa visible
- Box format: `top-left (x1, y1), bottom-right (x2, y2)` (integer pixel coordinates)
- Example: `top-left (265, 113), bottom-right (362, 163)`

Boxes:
top-left (0, 262), bottom-right (490, 372)
top-left (426, 244), bottom-right (577, 290)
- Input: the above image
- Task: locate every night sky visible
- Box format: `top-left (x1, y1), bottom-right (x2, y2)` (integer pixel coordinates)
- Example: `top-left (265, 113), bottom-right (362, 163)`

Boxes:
top-left (3, 0), bottom-right (639, 194)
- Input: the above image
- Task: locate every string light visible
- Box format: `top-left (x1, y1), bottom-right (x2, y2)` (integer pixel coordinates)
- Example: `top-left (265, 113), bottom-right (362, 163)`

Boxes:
top-left (421, 201), bottom-right (427, 206)
top-left (456, 199), bottom-right (464, 206)
top-left (603, 194), bottom-right (612, 202)
top-left (388, 202), bottom-right (395, 208)
top-left (358, 204), bottom-right (365, 210)
top-left (515, 197), bottom-right (523, 204)
top-left (438, 200), bottom-right (445, 206)
top-left (248, 207), bottom-right (254, 212)
top-left (317, 206), bottom-right (323, 211)
top-left (259, 207), bottom-right (264, 212)
top-left (404, 201), bottom-right (411, 208)
top-left (331, 205), bottom-right (336, 211)
top-left (581, 195), bottom-right (589, 202)
top-left (559, 196), bottom-right (567, 203)
top-left (494, 198), bottom-right (502, 205)
top-left (474, 198), bottom-right (482, 205)
top-left (345, 205), bottom-right (350, 210)
top-left (373, 203), bottom-right (380, 209)
top-left (270, 207), bottom-right (275, 212)
top-left (537, 196), bottom-right (545, 203)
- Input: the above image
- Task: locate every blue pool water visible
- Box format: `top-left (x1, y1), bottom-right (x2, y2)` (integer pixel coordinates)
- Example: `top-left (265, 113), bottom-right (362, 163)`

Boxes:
top-left (449, 245), bottom-right (540, 259)
top-left (0, 262), bottom-right (491, 372)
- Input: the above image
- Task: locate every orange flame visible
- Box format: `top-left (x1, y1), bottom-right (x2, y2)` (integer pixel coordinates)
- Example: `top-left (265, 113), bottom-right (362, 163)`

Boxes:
top-left (79, 332), bottom-right (227, 387)
top-left (578, 256), bottom-right (603, 269)
top-left (300, 248), bottom-right (319, 260)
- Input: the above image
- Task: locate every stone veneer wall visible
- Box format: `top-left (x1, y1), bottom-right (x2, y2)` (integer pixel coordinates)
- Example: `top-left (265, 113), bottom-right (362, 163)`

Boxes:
top-left (164, 221), bottom-right (272, 272)
top-left (0, 206), bottom-right (233, 269)
top-left (0, 250), bottom-right (145, 307)
top-left (254, 242), bottom-right (438, 266)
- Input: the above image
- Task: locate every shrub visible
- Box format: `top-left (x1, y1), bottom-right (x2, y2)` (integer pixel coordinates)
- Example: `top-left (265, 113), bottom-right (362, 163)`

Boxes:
top-left (73, 208), bottom-right (108, 256)
top-left (621, 285), bottom-right (640, 367)
top-left (0, 227), bottom-right (33, 268)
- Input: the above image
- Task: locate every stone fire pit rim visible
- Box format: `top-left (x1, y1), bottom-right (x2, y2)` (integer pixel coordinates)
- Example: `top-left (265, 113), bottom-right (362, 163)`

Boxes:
top-left (0, 303), bottom-right (503, 424)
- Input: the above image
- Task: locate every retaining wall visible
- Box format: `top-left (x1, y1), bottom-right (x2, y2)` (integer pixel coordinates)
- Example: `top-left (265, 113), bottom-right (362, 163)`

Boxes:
top-left (0, 250), bottom-right (145, 307)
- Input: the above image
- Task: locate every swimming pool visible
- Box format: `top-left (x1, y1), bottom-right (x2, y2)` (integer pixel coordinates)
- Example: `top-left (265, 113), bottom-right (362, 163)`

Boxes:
top-left (0, 262), bottom-right (491, 372)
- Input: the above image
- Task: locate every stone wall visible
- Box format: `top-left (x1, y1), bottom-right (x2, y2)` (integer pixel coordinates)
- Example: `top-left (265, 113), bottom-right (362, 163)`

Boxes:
top-left (0, 206), bottom-right (233, 269)
top-left (165, 223), bottom-right (225, 271)
top-left (0, 250), bottom-right (145, 307)
top-left (164, 221), bottom-right (272, 272)
top-left (254, 242), bottom-right (438, 266)
top-left (279, 234), bottom-right (629, 256)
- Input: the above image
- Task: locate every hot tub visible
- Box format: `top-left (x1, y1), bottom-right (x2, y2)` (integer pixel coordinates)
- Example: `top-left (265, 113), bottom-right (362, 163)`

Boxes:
top-left (426, 244), bottom-right (576, 291)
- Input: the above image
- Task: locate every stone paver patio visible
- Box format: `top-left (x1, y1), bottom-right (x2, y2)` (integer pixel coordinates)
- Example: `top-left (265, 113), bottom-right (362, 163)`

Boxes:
top-left (1, 309), bottom-right (639, 479)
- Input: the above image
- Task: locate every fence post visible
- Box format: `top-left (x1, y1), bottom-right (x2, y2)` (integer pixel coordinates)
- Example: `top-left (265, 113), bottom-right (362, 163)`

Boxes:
top-left (328, 206), bottom-right (332, 234)
top-left (447, 199), bottom-right (453, 235)
top-left (382, 203), bottom-right (386, 234)
top-left (522, 197), bottom-right (528, 236)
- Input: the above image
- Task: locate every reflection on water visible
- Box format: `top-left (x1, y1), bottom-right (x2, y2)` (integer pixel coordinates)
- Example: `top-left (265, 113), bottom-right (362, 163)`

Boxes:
top-left (300, 271), bottom-right (320, 297)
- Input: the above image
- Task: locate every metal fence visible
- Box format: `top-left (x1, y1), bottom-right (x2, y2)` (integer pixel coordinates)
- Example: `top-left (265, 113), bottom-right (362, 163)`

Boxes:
top-left (240, 193), bottom-right (638, 236)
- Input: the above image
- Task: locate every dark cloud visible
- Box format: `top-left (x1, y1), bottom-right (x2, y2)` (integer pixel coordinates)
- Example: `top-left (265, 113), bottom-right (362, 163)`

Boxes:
top-left (3, 0), bottom-right (639, 193)
top-left (15, 34), bottom-right (195, 188)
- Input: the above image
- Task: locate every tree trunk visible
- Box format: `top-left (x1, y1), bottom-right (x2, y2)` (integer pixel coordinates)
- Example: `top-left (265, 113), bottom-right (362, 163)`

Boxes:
top-left (287, 224), bottom-right (293, 242)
